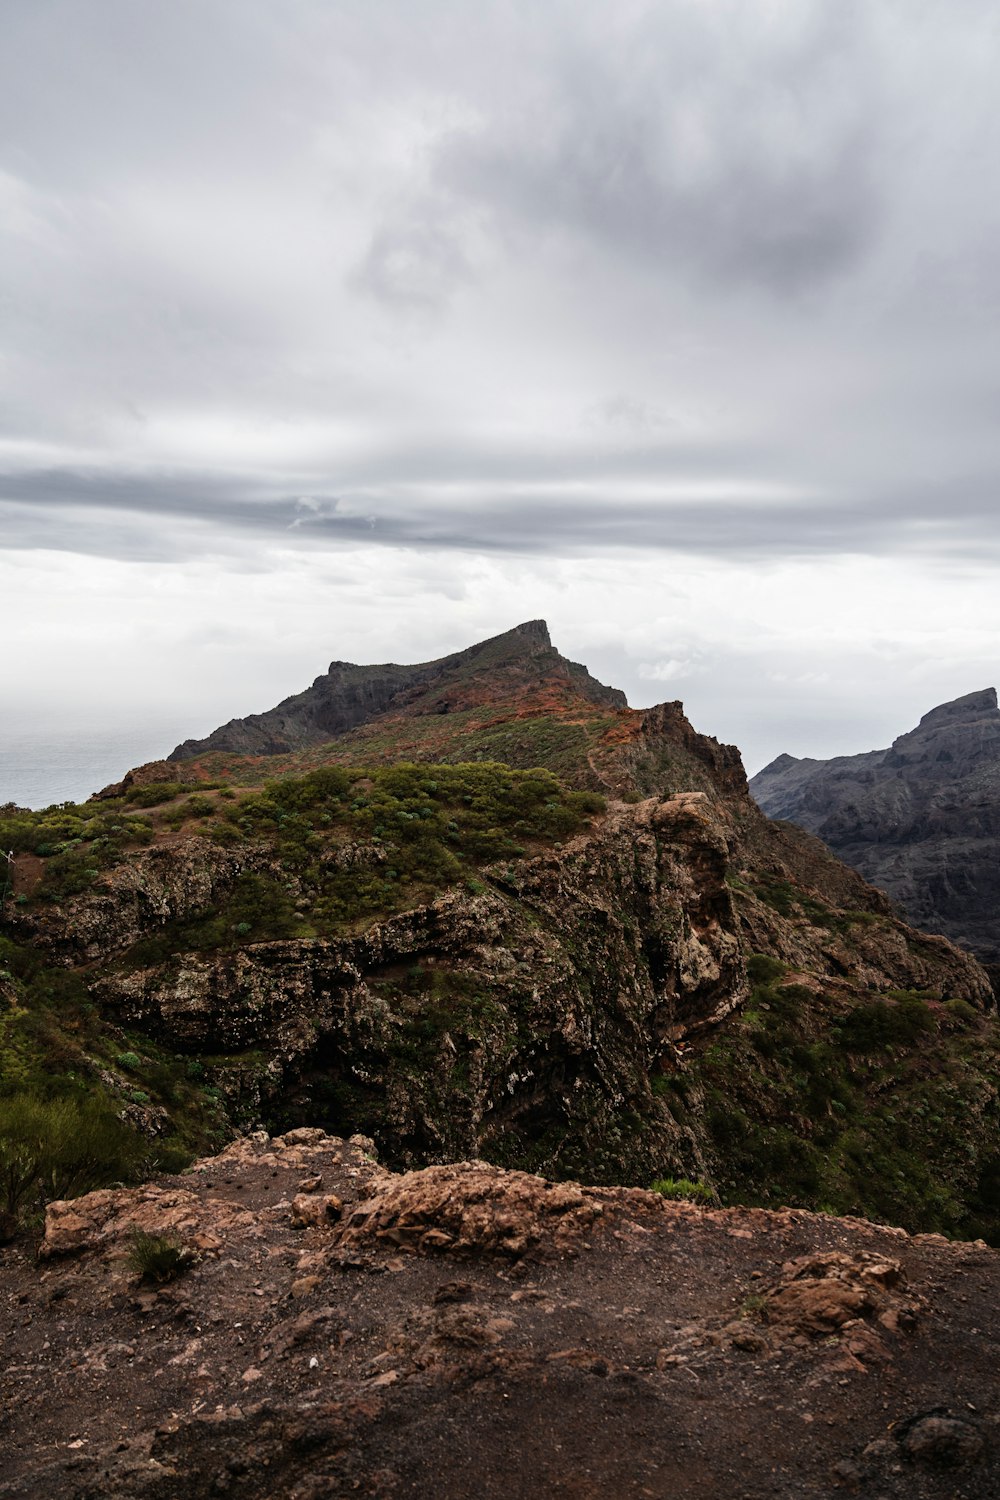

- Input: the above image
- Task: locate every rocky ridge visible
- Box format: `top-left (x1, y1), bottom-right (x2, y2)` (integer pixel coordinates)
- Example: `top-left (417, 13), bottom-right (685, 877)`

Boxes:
top-left (750, 688), bottom-right (1000, 964)
top-left (1, 1128), bottom-right (998, 1498)
top-left (167, 621), bottom-right (626, 762)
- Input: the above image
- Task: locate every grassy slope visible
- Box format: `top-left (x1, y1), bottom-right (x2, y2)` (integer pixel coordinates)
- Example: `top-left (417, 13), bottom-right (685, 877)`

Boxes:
top-left (665, 959), bottom-right (1000, 1241)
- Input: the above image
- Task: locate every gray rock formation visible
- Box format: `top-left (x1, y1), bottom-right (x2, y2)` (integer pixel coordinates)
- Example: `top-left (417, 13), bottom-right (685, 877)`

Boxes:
top-left (750, 687), bottom-right (1000, 962)
top-left (168, 620), bottom-right (627, 760)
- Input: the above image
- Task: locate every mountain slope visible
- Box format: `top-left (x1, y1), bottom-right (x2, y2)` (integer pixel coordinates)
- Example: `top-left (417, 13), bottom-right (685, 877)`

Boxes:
top-left (750, 688), bottom-right (1000, 963)
top-left (3, 629), bottom-right (999, 1244)
top-left (168, 620), bottom-right (626, 761)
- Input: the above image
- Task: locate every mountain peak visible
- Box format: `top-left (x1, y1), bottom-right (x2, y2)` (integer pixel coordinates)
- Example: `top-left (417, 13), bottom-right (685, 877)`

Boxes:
top-left (757, 752), bottom-right (800, 776)
top-left (324, 620), bottom-right (552, 678)
top-left (912, 687), bottom-right (998, 735)
top-left (508, 618), bottom-right (551, 647)
top-left (169, 621), bottom-right (622, 761)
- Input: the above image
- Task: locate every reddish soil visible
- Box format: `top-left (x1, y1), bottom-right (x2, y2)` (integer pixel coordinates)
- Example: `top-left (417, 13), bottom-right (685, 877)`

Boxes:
top-left (1, 1132), bottom-right (998, 1498)
top-left (9, 852), bottom-right (43, 899)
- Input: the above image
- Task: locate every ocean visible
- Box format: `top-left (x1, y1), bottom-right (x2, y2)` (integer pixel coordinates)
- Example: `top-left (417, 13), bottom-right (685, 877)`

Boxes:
top-left (0, 720), bottom-right (185, 810)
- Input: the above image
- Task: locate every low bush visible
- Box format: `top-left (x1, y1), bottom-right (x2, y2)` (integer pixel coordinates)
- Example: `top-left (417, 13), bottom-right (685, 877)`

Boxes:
top-left (0, 1092), bottom-right (145, 1221)
top-left (834, 993), bottom-right (935, 1052)
top-left (944, 998), bottom-right (979, 1028)
top-left (746, 954), bottom-right (786, 988)
top-left (182, 795), bottom-right (215, 819)
top-left (124, 783), bottom-right (186, 808)
top-left (126, 1228), bottom-right (193, 1283)
top-left (650, 1176), bottom-right (714, 1204)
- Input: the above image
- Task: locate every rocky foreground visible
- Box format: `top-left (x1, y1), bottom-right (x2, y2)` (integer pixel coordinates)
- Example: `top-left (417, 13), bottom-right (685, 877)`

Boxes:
top-left (2, 1131), bottom-right (998, 1499)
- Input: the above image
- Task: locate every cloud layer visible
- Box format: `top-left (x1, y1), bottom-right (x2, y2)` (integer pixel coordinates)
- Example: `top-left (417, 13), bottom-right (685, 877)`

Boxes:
top-left (3, 1), bottom-right (1000, 785)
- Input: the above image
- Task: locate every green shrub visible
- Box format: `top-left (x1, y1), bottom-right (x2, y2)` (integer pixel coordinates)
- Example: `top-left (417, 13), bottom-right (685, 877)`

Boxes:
top-left (124, 783), bottom-right (185, 808)
top-left (834, 993), bottom-right (935, 1052)
top-left (752, 879), bottom-right (796, 917)
top-left (152, 1140), bottom-right (195, 1174)
top-left (650, 1176), bottom-right (714, 1204)
top-left (126, 1228), bottom-right (193, 1283)
top-left (182, 795), bottom-right (215, 819)
top-left (0, 1093), bottom-right (144, 1220)
top-left (116, 1052), bottom-right (142, 1071)
top-left (747, 954), bottom-right (786, 987)
top-left (741, 1292), bottom-right (768, 1317)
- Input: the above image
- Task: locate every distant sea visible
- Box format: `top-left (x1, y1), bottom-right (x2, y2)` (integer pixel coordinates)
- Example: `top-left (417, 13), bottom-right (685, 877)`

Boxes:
top-left (0, 721), bottom-right (185, 810)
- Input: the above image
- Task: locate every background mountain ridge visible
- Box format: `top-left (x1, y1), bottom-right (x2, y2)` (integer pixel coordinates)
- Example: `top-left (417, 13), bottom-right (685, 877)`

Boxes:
top-left (751, 686), bottom-right (1000, 965)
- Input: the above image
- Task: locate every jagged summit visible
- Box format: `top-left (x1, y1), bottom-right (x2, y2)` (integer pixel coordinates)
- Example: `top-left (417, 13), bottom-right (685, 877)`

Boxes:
top-left (169, 620), bottom-right (626, 761)
top-left (914, 686), bottom-right (998, 731)
top-left (756, 751), bottom-right (801, 777)
top-left (750, 686), bottom-right (1000, 962)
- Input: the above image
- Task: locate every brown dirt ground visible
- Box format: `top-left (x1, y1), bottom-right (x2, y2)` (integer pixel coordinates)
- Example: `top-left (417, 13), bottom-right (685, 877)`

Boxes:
top-left (9, 853), bottom-right (43, 899)
top-left (1, 1131), bottom-right (998, 1499)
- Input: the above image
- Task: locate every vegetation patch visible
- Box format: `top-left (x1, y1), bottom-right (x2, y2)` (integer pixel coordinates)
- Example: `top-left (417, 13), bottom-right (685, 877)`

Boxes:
top-left (126, 1228), bottom-right (194, 1283)
top-left (678, 976), bottom-right (1000, 1243)
top-left (0, 1092), bottom-right (145, 1227)
top-left (0, 934), bottom-right (216, 1213)
top-left (650, 1176), bottom-right (714, 1204)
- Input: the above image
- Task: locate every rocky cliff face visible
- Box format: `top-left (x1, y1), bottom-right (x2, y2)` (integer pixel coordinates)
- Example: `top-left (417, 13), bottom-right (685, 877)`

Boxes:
top-left (168, 620), bottom-right (626, 761)
top-left (2, 794), bottom-right (762, 1184)
top-left (750, 688), bottom-right (1000, 963)
top-left (7, 766), bottom-right (994, 1219)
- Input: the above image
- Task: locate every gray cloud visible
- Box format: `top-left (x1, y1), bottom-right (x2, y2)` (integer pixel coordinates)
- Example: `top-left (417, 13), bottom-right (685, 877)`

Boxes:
top-left (433, 1), bottom-right (884, 295)
top-left (4, 454), bottom-right (1000, 564)
top-left (4, 0), bottom-right (1000, 781)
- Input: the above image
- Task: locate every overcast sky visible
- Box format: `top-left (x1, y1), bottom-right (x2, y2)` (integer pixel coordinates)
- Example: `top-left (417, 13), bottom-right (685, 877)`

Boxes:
top-left (4, 0), bottom-right (1000, 791)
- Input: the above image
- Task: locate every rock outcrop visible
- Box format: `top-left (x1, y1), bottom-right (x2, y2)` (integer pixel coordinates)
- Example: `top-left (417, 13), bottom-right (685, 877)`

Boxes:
top-left (168, 620), bottom-right (626, 761)
top-left (751, 688), bottom-right (1000, 962)
top-left (1, 1129), bottom-right (997, 1498)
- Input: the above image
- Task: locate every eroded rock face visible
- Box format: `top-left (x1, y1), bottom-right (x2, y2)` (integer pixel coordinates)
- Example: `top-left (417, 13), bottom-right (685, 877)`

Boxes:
top-left (18, 796), bottom-right (752, 1182)
top-left (8, 775), bottom-right (992, 1189)
top-left (10, 836), bottom-right (278, 963)
top-left (751, 687), bottom-right (1000, 962)
top-left (335, 1162), bottom-right (614, 1261)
